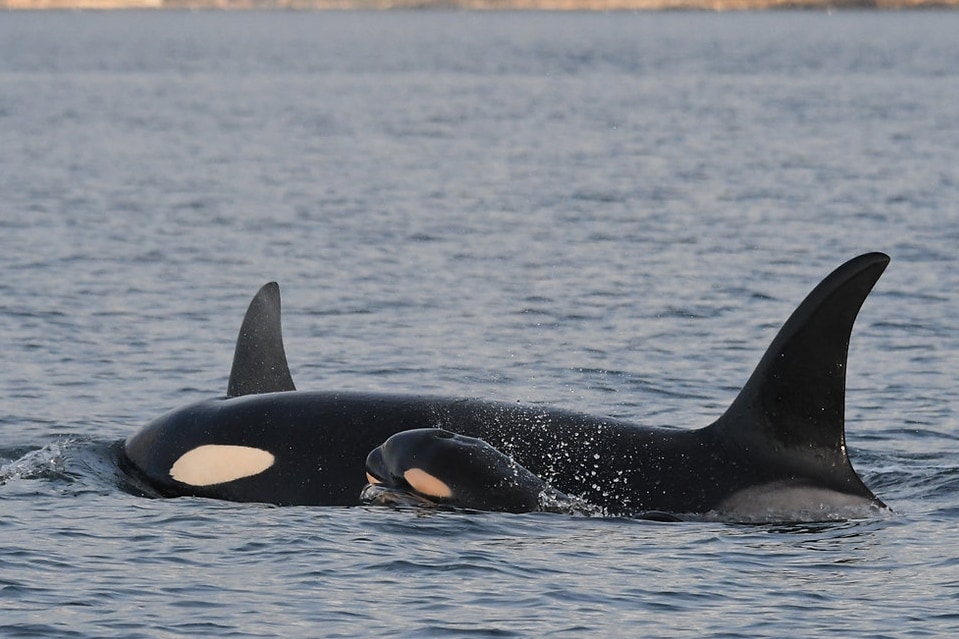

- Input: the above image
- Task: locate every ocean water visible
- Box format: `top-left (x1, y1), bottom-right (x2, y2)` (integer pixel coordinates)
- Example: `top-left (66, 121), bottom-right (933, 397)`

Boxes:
top-left (2, 9), bottom-right (959, 637)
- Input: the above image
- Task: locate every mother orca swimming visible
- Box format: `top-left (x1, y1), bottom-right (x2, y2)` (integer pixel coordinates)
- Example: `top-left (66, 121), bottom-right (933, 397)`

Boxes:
top-left (121, 252), bottom-right (890, 521)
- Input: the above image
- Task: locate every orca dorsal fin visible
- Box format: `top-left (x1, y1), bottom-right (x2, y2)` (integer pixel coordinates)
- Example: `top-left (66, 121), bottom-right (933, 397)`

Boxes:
top-left (710, 252), bottom-right (889, 491)
top-left (226, 282), bottom-right (296, 398)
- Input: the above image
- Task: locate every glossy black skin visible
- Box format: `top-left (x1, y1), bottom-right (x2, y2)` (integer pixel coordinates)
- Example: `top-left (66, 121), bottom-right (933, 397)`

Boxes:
top-left (121, 253), bottom-right (890, 518)
top-left (365, 428), bottom-right (558, 513)
top-left (125, 391), bottom-right (717, 514)
top-left (122, 386), bottom-right (874, 516)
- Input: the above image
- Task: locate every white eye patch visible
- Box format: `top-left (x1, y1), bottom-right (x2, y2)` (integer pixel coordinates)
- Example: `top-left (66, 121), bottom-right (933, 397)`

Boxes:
top-left (403, 468), bottom-right (452, 499)
top-left (170, 445), bottom-right (275, 487)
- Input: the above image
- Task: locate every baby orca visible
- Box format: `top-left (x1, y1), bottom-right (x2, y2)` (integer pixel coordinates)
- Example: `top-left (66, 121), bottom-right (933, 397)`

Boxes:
top-left (362, 428), bottom-right (678, 520)
top-left (363, 428), bottom-right (574, 514)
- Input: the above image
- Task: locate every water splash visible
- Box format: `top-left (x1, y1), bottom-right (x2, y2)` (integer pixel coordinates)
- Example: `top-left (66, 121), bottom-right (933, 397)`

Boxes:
top-left (0, 439), bottom-right (72, 484)
top-left (537, 488), bottom-right (605, 517)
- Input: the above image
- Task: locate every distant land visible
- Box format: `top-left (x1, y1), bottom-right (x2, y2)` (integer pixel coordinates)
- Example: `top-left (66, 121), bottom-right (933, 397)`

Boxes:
top-left (3, 0), bottom-right (957, 9)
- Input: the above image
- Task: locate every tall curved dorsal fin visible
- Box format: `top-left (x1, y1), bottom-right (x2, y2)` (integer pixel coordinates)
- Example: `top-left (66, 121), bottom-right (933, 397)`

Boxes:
top-left (226, 282), bottom-right (296, 398)
top-left (710, 252), bottom-right (889, 494)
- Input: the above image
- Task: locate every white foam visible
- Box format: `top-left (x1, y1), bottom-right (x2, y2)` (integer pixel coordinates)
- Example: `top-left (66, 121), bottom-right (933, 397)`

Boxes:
top-left (0, 440), bottom-right (69, 483)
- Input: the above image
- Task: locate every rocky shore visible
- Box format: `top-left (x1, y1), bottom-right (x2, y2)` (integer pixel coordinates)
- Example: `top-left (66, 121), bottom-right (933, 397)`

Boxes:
top-left (4, 0), bottom-right (958, 8)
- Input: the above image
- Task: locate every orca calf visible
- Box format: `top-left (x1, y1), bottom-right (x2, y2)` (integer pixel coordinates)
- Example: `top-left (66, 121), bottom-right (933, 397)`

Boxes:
top-left (362, 428), bottom-right (591, 514)
top-left (121, 253), bottom-right (890, 522)
top-left (360, 428), bottom-right (673, 519)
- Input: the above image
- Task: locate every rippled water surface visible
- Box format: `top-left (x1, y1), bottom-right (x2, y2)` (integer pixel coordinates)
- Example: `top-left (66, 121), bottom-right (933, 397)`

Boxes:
top-left (2, 10), bottom-right (959, 638)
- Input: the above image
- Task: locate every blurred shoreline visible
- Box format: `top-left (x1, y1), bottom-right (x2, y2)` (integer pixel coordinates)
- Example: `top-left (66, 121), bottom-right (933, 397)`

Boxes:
top-left (4, 0), bottom-right (958, 9)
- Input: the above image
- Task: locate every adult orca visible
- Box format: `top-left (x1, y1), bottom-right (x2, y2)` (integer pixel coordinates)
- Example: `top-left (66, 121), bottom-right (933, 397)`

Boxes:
top-left (121, 252), bottom-right (890, 522)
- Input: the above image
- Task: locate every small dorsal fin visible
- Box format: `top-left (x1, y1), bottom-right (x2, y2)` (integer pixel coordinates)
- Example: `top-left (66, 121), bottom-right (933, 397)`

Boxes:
top-left (226, 282), bottom-right (296, 398)
top-left (710, 252), bottom-right (889, 493)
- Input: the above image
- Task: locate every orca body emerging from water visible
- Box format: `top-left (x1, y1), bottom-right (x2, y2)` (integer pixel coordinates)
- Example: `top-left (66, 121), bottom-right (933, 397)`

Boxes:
top-left (362, 428), bottom-right (575, 513)
top-left (360, 428), bottom-right (666, 518)
top-left (121, 253), bottom-right (890, 521)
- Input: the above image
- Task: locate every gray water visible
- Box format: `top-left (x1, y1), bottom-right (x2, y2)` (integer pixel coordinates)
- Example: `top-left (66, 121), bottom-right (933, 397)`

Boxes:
top-left (2, 10), bottom-right (959, 638)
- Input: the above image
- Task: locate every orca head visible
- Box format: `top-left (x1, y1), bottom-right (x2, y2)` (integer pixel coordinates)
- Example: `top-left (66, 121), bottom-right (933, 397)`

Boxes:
top-left (364, 429), bottom-right (456, 502)
top-left (363, 428), bottom-right (551, 513)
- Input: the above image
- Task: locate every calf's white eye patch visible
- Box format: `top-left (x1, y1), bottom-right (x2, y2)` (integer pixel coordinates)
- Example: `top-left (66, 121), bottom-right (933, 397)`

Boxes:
top-left (403, 468), bottom-right (452, 499)
top-left (170, 445), bottom-right (275, 487)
